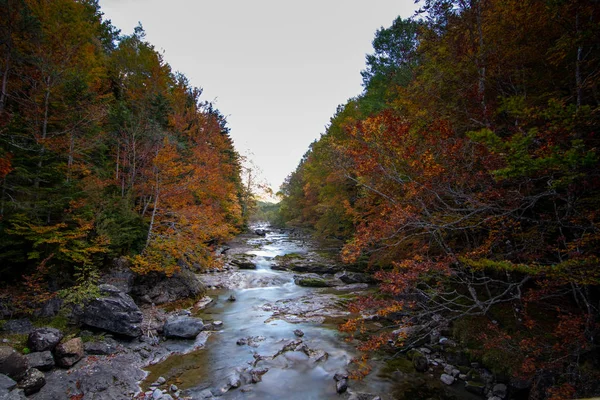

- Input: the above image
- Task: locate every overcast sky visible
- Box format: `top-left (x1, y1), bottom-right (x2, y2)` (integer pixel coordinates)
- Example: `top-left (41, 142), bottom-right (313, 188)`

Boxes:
top-left (99, 0), bottom-right (418, 195)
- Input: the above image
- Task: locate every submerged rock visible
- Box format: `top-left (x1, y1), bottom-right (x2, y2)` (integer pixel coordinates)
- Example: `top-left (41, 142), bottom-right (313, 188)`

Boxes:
top-left (163, 316), bottom-right (204, 339)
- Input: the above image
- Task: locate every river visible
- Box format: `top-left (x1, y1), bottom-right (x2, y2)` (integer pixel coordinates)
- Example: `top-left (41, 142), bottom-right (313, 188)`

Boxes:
top-left (144, 227), bottom-right (392, 399)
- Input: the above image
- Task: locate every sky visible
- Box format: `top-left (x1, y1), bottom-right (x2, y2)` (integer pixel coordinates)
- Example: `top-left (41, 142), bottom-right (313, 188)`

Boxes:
top-left (99, 0), bottom-right (418, 195)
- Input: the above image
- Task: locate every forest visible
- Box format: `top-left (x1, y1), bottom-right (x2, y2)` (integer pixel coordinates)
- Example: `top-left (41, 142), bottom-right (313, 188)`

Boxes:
top-left (0, 0), bottom-right (247, 309)
top-left (278, 0), bottom-right (600, 398)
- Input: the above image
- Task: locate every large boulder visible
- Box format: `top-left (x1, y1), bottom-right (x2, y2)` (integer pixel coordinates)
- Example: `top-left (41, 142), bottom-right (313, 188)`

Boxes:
top-left (54, 338), bottom-right (84, 368)
top-left (25, 351), bottom-right (54, 371)
top-left (0, 347), bottom-right (28, 381)
top-left (17, 368), bottom-right (45, 395)
top-left (163, 316), bottom-right (204, 339)
top-left (130, 269), bottom-right (205, 305)
top-left (27, 328), bottom-right (63, 352)
top-left (80, 284), bottom-right (142, 337)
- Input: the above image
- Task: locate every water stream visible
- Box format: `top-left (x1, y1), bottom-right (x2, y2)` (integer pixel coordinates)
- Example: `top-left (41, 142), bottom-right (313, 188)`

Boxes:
top-left (144, 228), bottom-right (391, 399)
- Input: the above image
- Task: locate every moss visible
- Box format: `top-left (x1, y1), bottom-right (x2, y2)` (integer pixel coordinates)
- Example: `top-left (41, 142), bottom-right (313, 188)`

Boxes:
top-left (296, 278), bottom-right (330, 287)
top-left (381, 356), bottom-right (416, 375)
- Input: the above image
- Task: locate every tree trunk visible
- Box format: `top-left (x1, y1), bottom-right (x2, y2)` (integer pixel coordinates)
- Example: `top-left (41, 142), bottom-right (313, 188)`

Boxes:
top-left (146, 168), bottom-right (160, 248)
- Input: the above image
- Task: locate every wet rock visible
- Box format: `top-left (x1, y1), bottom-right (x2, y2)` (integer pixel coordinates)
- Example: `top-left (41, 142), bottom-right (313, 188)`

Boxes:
top-left (249, 367), bottom-right (268, 383)
top-left (0, 347), bottom-right (28, 381)
top-left (228, 294), bottom-right (236, 302)
top-left (83, 340), bottom-right (117, 355)
top-left (17, 368), bottom-right (45, 395)
top-left (163, 316), bottom-right (204, 339)
top-left (440, 373), bottom-right (455, 385)
top-left (336, 378), bottom-right (348, 394)
top-left (194, 296), bottom-right (213, 309)
top-left (80, 284), bottom-right (143, 337)
top-left (293, 329), bottom-right (304, 337)
top-left (55, 338), bottom-right (84, 368)
top-left (236, 336), bottom-right (266, 347)
top-left (25, 351), bottom-right (54, 371)
top-left (27, 328), bottom-right (63, 352)
top-left (254, 229), bottom-right (267, 236)
top-left (306, 348), bottom-right (328, 363)
top-left (0, 319), bottom-right (33, 335)
top-left (212, 321), bottom-right (223, 328)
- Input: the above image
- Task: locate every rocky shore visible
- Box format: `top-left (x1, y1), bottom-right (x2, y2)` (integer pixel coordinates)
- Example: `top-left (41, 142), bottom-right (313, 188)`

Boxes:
top-left (1, 227), bottom-right (523, 399)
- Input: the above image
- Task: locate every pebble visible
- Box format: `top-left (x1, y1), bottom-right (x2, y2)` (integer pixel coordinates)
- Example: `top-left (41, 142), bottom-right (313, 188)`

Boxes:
top-left (213, 321), bottom-right (223, 328)
top-left (157, 377), bottom-right (166, 385)
top-left (152, 388), bottom-right (163, 399)
top-left (170, 384), bottom-right (178, 392)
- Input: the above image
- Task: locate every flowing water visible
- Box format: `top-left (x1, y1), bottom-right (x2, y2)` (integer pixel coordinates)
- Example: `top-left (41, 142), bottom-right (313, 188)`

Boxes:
top-left (144, 228), bottom-right (392, 399)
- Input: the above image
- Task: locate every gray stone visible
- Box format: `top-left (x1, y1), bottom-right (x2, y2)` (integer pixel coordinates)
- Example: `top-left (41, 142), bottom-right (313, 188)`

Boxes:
top-left (0, 374), bottom-right (16, 391)
top-left (17, 368), bottom-right (45, 395)
top-left (84, 340), bottom-right (116, 355)
top-left (337, 271), bottom-right (376, 284)
top-left (293, 329), bottom-right (304, 337)
top-left (0, 320), bottom-right (32, 335)
top-left (440, 373), bottom-right (455, 385)
top-left (80, 284), bottom-right (143, 337)
top-left (130, 269), bottom-right (206, 305)
top-left (54, 338), bottom-right (84, 368)
top-left (156, 376), bottom-right (166, 385)
top-left (27, 328), bottom-right (63, 352)
top-left (0, 347), bottom-right (28, 381)
top-left (163, 316), bottom-right (204, 339)
top-left (170, 384), bottom-right (178, 392)
top-left (25, 351), bottom-right (54, 371)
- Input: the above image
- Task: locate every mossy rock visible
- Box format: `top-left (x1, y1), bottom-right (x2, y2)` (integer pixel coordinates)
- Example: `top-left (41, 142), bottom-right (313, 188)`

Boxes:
top-left (464, 381), bottom-right (486, 395)
top-left (295, 278), bottom-right (330, 287)
top-left (382, 356), bottom-right (416, 375)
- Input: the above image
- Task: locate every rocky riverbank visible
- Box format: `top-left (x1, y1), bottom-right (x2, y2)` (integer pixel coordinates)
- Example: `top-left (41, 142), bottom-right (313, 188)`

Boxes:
top-left (1, 227), bottom-right (520, 400)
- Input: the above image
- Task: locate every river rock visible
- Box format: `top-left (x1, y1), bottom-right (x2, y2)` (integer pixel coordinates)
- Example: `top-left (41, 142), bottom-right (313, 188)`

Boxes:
top-left (293, 329), bottom-right (304, 337)
top-left (83, 340), bottom-right (117, 355)
top-left (337, 271), bottom-right (376, 284)
top-left (54, 338), bottom-right (84, 368)
top-left (0, 347), bottom-right (28, 381)
top-left (130, 269), bottom-right (206, 305)
top-left (440, 373), bottom-right (455, 385)
top-left (254, 229), bottom-right (267, 236)
top-left (27, 327), bottom-right (63, 352)
top-left (294, 276), bottom-right (331, 287)
top-left (80, 284), bottom-right (143, 337)
top-left (17, 368), bottom-right (45, 395)
top-left (25, 351), bottom-right (54, 371)
top-left (336, 378), bottom-right (348, 394)
top-left (163, 316), bottom-right (204, 339)
top-left (0, 319), bottom-right (33, 335)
